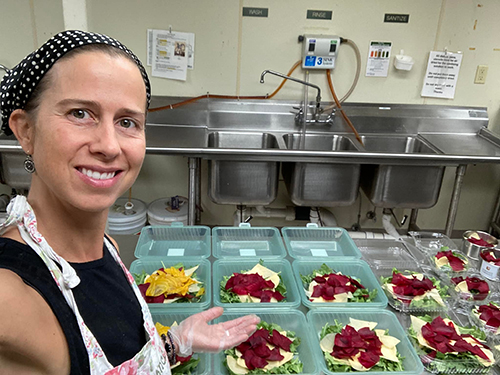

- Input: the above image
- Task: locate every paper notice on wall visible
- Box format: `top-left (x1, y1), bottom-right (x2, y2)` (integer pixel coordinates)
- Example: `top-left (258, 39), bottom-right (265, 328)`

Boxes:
top-left (148, 29), bottom-right (195, 69)
top-left (421, 51), bottom-right (462, 99)
top-left (148, 29), bottom-right (195, 81)
top-left (366, 41), bottom-right (392, 77)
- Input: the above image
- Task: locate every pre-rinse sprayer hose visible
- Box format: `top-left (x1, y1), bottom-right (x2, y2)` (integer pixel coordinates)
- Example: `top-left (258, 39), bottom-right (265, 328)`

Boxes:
top-left (147, 38), bottom-right (362, 143)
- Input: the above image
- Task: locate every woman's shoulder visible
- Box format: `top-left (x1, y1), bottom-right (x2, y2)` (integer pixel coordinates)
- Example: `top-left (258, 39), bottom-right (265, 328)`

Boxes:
top-left (1, 226), bottom-right (27, 246)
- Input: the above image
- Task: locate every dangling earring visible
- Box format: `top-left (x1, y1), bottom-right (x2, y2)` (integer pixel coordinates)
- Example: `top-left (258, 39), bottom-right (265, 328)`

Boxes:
top-left (24, 154), bottom-right (35, 173)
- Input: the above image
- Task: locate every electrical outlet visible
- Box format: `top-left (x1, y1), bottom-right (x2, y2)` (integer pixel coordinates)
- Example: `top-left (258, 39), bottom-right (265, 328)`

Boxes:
top-left (474, 65), bottom-right (488, 84)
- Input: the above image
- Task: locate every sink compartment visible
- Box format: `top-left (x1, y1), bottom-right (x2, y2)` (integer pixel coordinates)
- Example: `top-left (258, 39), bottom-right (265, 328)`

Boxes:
top-left (208, 131), bottom-right (280, 205)
top-left (282, 134), bottom-right (361, 206)
top-left (359, 135), bottom-right (445, 208)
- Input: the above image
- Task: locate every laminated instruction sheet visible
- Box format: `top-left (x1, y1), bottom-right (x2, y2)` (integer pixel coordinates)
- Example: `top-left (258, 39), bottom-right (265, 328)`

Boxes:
top-left (421, 51), bottom-right (462, 99)
top-left (365, 41), bottom-right (392, 77)
top-left (147, 29), bottom-right (195, 81)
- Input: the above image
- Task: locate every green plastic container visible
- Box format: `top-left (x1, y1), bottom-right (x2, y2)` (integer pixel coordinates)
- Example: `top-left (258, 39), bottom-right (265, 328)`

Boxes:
top-left (212, 223), bottom-right (286, 259)
top-left (307, 309), bottom-right (423, 375)
top-left (212, 309), bottom-right (319, 375)
top-left (150, 310), bottom-right (210, 375)
top-left (281, 224), bottom-right (361, 259)
top-left (213, 258), bottom-right (300, 309)
top-left (135, 224), bottom-right (211, 258)
top-left (292, 259), bottom-right (388, 309)
top-left (129, 257), bottom-right (211, 311)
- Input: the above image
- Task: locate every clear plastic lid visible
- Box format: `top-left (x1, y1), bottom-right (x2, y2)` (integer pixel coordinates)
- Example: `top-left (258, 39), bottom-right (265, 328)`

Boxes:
top-left (282, 223), bottom-right (361, 259)
top-left (470, 297), bottom-right (500, 339)
top-left (135, 223), bottom-right (210, 258)
top-left (355, 239), bottom-right (426, 269)
top-left (407, 231), bottom-right (458, 255)
top-left (212, 223), bottom-right (286, 259)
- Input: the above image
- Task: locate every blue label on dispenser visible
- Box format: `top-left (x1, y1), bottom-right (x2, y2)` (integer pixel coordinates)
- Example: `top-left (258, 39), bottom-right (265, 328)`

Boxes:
top-left (304, 56), bottom-right (316, 67)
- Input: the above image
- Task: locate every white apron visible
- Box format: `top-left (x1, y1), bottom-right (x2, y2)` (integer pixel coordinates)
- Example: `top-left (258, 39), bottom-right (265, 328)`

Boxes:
top-left (2, 196), bottom-right (171, 375)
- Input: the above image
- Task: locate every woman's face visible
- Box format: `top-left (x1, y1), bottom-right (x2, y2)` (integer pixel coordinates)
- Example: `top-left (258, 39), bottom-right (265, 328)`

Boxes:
top-left (27, 51), bottom-right (147, 213)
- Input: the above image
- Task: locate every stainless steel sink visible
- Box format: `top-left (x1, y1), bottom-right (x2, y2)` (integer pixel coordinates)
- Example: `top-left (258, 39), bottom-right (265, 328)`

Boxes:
top-left (359, 135), bottom-right (445, 208)
top-left (207, 131), bottom-right (280, 205)
top-left (282, 134), bottom-right (361, 206)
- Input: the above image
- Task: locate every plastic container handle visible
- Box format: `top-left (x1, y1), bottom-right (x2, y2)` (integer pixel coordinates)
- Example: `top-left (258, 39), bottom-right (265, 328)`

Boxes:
top-left (238, 223), bottom-right (251, 228)
top-left (171, 222), bottom-right (185, 227)
top-left (306, 223), bottom-right (319, 228)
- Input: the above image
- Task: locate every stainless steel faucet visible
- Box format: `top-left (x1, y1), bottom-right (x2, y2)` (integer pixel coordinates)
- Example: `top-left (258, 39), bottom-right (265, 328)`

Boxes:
top-left (260, 69), bottom-right (322, 120)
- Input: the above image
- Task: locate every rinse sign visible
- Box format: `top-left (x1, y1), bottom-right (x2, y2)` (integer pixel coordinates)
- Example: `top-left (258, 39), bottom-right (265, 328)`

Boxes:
top-left (307, 10), bottom-right (333, 20)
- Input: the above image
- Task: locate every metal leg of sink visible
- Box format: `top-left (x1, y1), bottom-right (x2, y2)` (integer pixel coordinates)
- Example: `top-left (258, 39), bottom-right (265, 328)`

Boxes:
top-left (188, 157), bottom-right (198, 225)
top-left (195, 158), bottom-right (201, 224)
top-left (408, 209), bottom-right (419, 231)
top-left (445, 165), bottom-right (467, 237)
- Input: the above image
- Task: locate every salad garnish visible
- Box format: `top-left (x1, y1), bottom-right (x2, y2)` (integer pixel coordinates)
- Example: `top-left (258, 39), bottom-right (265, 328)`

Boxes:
top-left (319, 318), bottom-right (404, 372)
top-left (451, 276), bottom-right (489, 301)
top-left (381, 269), bottom-right (448, 309)
top-left (434, 248), bottom-right (468, 272)
top-left (221, 262), bottom-right (286, 303)
top-left (300, 263), bottom-right (377, 303)
top-left (224, 321), bottom-right (303, 374)
top-left (409, 315), bottom-right (494, 372)
top-left (156, 321), bottom-right (200, 373)
top-left (468, 233), bottom-right (494, 247)
top-left (472, 302), bottom-right (500, 334)
top-left (134, 263), bottom-right (205, 304)
top-left (480, 251), bottom-right (500, 266)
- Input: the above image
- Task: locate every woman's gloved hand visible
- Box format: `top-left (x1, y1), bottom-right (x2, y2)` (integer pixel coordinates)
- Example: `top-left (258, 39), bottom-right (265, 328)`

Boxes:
top-left (168, 307), bottom-right (259, 356)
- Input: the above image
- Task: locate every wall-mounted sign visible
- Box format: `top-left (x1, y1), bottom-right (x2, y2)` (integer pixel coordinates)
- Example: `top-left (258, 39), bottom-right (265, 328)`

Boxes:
top-left (421, 51), bottom-right (463, 99)
top-left (242, 7), bottom-right (268, 17)
top-left (366, 41), bottom-right (392, 77)
top-left (384, 14), bottom-right (409, 23)
top-left (307, 10), bottom-right (333, 20)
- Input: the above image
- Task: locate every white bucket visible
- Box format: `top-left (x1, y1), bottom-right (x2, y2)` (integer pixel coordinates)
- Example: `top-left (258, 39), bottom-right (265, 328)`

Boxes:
top-left (147, 196), bottom-right (188, 226)
top-left (108, 198), bottom-right (147, 235)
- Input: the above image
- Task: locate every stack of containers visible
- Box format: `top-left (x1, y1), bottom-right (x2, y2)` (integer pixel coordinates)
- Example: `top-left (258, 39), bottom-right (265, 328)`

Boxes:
top-left (212, 223), bottom-right (319, 374)
top-left (129, 222), bottom-right (212, 374)
top-left (281, 223), bottom-right (423, 375)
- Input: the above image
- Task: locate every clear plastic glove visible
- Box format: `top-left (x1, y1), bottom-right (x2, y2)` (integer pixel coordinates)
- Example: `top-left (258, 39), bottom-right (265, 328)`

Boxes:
top-left (169, 307), bottom-right (260, 356)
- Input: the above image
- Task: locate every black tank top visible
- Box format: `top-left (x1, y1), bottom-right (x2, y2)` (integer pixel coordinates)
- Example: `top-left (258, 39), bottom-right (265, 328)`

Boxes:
top-left (0, 237), bottom-right (147, 373)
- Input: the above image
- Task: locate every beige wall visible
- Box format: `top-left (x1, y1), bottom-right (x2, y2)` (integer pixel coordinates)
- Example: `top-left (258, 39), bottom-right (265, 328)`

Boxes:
top-left (1, 0), bottom-right (500, 232)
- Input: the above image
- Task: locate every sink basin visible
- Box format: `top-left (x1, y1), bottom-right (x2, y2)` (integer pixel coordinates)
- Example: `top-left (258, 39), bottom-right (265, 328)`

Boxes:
top-left (207, 132), bottom-right (280, 205)
top-left (359, 135), bottom-right (445, 208)
top-left (282, 134), bottom-right (361, 206)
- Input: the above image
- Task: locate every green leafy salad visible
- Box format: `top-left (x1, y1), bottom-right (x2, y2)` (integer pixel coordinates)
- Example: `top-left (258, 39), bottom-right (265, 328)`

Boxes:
top-left (380, 268), bottom-right (449, 310)
top-left (319, 318), bottom-right (404, 372)
top-left (224, 321), bottom-right (303, 374)
top-left (409, 315), bottom-right (495, 374)
top-left (220, 260), bottom-right (287, 303)
top-left (300, 263), bottom-right (378, 303)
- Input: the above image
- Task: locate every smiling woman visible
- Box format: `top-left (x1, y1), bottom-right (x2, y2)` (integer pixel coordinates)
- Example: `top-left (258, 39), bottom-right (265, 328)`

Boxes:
top-left (0, 30), bottom-right (259, 375)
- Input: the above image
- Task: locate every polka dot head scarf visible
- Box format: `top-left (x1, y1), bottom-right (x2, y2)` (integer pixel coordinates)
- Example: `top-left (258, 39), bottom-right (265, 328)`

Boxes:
top-left (0, 30), bottom-right (151, 136)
